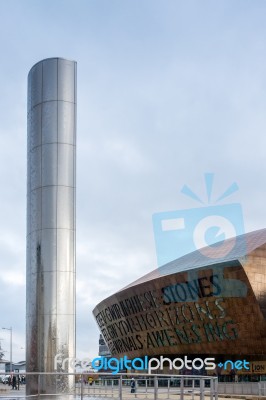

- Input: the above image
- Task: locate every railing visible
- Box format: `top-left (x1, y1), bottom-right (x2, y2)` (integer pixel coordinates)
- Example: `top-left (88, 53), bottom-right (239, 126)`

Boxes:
top-left (218, 381), bottom-right (265, 396)
top-left (0, 372), bottom-right (218, 400)
top-left (259, 381), bottom-right (266, 396)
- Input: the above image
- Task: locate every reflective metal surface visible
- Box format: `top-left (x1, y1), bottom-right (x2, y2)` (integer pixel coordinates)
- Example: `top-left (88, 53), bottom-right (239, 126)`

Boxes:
top-left (27, 58), bottom-right (77, 395)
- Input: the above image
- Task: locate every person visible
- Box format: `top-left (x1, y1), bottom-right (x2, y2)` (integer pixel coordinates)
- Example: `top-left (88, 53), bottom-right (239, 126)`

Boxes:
top-left (12, 375), bottom-right (17, 390)
top-left (130, 378), bottom-right (136, 393)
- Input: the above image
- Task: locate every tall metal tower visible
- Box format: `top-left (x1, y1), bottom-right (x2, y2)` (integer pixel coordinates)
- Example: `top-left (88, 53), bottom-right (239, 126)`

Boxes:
top-left (26, 58), bottom-right (76, 394)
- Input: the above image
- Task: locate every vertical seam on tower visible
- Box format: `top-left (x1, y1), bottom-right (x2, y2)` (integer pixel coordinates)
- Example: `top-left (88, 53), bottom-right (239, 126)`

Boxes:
top-left (41, 62), bottom-right (43, 241)
top-left (56, 58), bottom-right (59, 353)
top-left (74, 62), bottom-right (76, 355)
top-left (39, 60), bottom-right (43, 373)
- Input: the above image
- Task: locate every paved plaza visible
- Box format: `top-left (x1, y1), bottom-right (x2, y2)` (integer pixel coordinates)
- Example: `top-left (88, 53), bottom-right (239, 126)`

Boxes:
top-left (0, 384), bottom-right (265, 400)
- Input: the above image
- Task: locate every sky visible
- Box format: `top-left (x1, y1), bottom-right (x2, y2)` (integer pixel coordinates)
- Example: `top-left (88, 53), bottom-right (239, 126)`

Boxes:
top-left (0, 0), bottom-right (266, 362)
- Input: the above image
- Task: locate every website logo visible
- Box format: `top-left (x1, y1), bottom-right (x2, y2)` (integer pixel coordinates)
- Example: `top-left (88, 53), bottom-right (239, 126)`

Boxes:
top-left (218, 359), bottom-right (250, 371)
top-left (54, 354), bottom-right (251, 375)
top-left (153, 173), bottom-right (245, 267)
top-left (54, 354), bottom-right (216, 374)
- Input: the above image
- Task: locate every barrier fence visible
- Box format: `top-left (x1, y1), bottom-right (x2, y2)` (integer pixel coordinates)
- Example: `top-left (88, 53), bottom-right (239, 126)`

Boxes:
top-left (259, 381), bottom-right (266, 396)
top-left (0, 372), bottom-right (218, 400)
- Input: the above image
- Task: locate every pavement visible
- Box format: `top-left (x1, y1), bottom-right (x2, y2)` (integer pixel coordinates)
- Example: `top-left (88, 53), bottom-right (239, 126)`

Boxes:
top-left (0, 384), bottom-right (265, 400)
top-left (0, 384), bottom-right (26, 398)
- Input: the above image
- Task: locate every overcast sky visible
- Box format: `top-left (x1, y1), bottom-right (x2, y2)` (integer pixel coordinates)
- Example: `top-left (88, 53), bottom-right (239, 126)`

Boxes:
top-left (0, 0), bottom-right (266, 362)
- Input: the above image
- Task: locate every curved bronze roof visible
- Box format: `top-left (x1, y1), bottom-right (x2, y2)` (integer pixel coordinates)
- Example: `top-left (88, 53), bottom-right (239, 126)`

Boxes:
top-left (93, 228), bottom-right (266, 358)
top-left (122, 228), bottom-right (266, 290)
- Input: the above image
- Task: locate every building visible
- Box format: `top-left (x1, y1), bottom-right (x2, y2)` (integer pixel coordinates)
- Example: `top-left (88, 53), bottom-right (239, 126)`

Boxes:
top-left (98, 334), bottom-right (111, 357)
top-left (27, 58), bottom-right (77, 394)
top-left (0, 359), bottom-right (10, 374)
top-left (93, 228), bottom-right (266, 381)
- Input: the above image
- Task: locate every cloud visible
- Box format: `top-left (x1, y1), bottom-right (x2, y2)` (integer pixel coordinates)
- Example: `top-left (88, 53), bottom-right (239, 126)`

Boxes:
top-left (0, 272), bottom-right (25, 287)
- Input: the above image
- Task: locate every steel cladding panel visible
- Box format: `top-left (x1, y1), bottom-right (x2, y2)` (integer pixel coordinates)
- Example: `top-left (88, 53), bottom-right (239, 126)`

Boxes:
top-left (26, 58), bottom-right (76, 395)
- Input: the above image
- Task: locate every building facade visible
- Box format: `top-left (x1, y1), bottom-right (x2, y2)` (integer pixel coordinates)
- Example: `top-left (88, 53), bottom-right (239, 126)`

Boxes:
top-left (99, 334), bottom-right (111, 357)
top-left (93, 229), bottom-right (266, 380)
